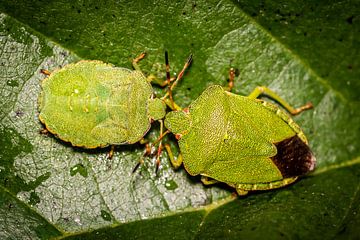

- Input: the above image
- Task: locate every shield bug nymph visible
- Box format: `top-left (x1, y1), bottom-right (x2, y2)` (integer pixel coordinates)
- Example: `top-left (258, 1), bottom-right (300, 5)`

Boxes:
top-left (38, 52), bottom-right (192, 166)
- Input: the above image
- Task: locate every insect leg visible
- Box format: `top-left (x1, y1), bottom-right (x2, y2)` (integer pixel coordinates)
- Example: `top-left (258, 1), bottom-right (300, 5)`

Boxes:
top-left (147, 75), bottom-right (169, 87)
top-left (40, 69), bottom-right (51, 76)
top-left (108, 145), bottom-right (115, 159)
top-left (248, 86), bottom-right (313, 115)
top-left (155, 119), bottom-right (166, 174)
top-left (139, 138), bottom-right (149, 145)
top-left (201, 176), bottom-right (218, 185)
top-left (224, 68), bottom-right (235, 92)
top-left (132, 141), bottom-right (151, 173)
top-left (235, 188), bottom-right (249, 196)
top-left (132, 52), bottom-right (146, 71)
top-left (164, 144), bottom-right (183, 169)
top-left (163, 98), bottom-right (182, 111)
top-left (40, 129), bottom-right (49, 134)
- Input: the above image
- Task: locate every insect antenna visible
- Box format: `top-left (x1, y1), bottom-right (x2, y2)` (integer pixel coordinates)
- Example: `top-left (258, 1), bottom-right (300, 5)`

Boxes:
top-left (165, 51), bottom-right (175, 109)
top-left (170, 53), bottom-right (193, 92)
top-left (165, 51), bottom-right (171, 86)
top-left (162, 52), bottom-right (193, 109)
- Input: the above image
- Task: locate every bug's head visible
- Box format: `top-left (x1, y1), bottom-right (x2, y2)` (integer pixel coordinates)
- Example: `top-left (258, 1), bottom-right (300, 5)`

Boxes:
top-left (148, 98), bottom-right (166, 121)
top-left (164, 110), bottom-right (191, 137)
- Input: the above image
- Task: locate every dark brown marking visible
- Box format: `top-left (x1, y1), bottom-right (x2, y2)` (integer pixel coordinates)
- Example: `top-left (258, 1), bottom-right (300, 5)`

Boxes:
top-left (271, 135), bottom-right (316, 178)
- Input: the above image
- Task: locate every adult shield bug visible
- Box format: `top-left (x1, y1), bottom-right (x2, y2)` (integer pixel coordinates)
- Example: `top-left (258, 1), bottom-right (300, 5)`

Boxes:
top-left (164, 70), bottom-right (316, 195)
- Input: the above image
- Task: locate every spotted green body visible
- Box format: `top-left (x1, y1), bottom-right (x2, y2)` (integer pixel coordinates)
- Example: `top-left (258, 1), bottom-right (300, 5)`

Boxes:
top-left (165, 85), bottom-right (316, 195)
top-left (39, 60), bottom-right (166, 148)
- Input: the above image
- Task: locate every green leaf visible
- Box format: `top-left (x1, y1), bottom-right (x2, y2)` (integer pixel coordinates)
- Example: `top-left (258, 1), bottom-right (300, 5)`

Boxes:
top-left (0, 1), bottom-right (359, 239)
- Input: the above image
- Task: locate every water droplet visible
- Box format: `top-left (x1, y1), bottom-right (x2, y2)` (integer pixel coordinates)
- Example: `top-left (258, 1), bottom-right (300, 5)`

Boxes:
top-left (74, 216), bottom-right (82, 225)
top-left (70, 163), bottom-right (88, 177)
top-left (165, 179), bottom-right (178, 190)
top-left (6, 79), bottom-right (19, 87)
top-left (101, 210), bottom-right (111, 221)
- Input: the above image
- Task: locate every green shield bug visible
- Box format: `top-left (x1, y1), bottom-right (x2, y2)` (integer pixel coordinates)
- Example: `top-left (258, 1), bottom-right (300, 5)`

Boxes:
top-left (163, 69), bottom-right (316, 195)
top-left (39, 51), bottom-right (315, 195)
top-left (38, 52), bottom-right (192, 162)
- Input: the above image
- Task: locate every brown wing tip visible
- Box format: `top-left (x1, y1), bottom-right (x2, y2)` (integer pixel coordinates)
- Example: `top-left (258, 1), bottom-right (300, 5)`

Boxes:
top-left (271, 135), bottom-right (316, 178)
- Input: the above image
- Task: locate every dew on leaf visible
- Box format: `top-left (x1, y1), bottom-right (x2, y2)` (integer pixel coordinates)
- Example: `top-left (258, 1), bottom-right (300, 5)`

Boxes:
top-left (100, 210), bottom-right (112, 221)
top-left (70, 163), bottom-right (88, 177)
top-left (6, 79), bottom-right (19, 87)
top-left (74, 216), bottom-right (82, 225)
top-left (165, 179), bottom-right (178, 190)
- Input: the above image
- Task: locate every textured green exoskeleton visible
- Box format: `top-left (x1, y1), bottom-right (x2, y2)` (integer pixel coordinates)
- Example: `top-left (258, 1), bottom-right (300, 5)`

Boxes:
top-left (39, 52), bottom-right (315, 195)
top-left (39, 60), bottom-right (166, 148)
top-left (39, 52), bottom-right (192, 166)
top-left (164, 85), bottom-right (316, 195)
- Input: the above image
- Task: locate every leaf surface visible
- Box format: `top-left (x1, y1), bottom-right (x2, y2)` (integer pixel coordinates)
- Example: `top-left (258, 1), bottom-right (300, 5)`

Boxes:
top-left (0, 1), bottom-right (359, 239)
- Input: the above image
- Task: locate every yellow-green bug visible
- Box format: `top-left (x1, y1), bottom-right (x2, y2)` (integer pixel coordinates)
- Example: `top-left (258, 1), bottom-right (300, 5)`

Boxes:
top-left (38, 52), bottom-right (192, 161)
top-left (39, 51), bottom-right (315, 195)
top-left (164, 71), bottom-right (316, 195)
